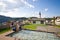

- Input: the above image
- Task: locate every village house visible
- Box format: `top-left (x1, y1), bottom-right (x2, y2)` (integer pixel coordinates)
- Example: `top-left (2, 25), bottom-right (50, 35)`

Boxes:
top-left (55, 16), bottom-right (60, 25)
top-left (28, 17), bottom-right (46, 24)
top-left (24, 12), bottom-right (46, 24)
top-left (45, 16), bottom-right (60, 25)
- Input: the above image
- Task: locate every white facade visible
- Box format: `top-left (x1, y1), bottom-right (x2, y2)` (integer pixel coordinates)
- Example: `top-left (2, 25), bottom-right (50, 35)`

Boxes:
top-left (36, 21), bottom-right (41, 24)
top-left (55, 18), bottom-right (60, 25)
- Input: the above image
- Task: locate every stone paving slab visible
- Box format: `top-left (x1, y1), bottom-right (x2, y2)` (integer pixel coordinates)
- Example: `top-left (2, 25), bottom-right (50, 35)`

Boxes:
top-left (0, 30), bottom-right (20, 40)
top-left (37, 26), bottom-right (60, 37)
top-left (0, 36), bottom-right (15, 40)
top-left (37, 26), bottom-right (60, 33)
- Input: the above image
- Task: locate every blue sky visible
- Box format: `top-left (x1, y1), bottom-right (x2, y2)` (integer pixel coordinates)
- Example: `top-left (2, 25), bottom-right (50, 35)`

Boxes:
top-left (0, 0), bottom-right (60, 18)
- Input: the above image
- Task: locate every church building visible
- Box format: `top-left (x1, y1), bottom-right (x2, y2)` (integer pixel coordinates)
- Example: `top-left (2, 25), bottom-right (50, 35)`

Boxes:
top-left (28, 12), bottom-right (46, 24)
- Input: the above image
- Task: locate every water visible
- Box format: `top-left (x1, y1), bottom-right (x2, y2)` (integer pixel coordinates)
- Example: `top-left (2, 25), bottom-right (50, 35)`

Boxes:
top-left (9, 30), bottom-right (60, 40)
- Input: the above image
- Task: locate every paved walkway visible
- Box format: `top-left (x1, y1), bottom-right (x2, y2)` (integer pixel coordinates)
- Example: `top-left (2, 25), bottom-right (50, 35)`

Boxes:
top-left (37, 26), bottom-right (60, 33)
top-left (37, 26), bottom-right (60, 37)
top-left (0, 30), bottom-right (20, 40)
top-left (0, 36), bottom-right (15, 40)
top-left (0, 26), bottom-right (60, 40)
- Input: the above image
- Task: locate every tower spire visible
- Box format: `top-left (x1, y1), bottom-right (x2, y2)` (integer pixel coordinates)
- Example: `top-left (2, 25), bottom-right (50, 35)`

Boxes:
top-left (39, 12), bottom-right (41, 18)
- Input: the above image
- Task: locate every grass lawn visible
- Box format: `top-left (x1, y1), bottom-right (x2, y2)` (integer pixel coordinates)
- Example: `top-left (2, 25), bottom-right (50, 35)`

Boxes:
top-left (0, 28), bottom-right (11, 34)
top-left (56, 25), bottom-right (60, 28)
top-left (54, 25), bottom-right (60, 28)
top-left (23, 24), bottom-right (47, 30)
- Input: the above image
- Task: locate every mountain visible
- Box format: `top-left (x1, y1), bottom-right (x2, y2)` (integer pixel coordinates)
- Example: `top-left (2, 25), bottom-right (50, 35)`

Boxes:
top-left (0, 15), bottom-right (12, 23)
top-left (13, 17), bottom-right (28, 21)
top-left (0, 15), bottom-right (28, 23)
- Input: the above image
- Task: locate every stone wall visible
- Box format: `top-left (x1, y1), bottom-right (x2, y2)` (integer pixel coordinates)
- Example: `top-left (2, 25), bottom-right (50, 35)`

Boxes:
top-left (0, 25), bottom-right (9, 29)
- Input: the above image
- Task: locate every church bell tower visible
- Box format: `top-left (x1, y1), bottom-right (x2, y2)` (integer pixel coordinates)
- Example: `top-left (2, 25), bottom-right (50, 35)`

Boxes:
top-left (39, 12), bottom-right (41, 18)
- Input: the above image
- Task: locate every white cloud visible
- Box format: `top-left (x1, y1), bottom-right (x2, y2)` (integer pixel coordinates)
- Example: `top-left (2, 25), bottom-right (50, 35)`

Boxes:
top-left (0, 0), bottom-right (35, 17)
top-left (0, 8), bottom-right (27, 17)
top-left (33, 0), bottom-right (35, 1)
top-left (0, 12), bottom-right (19, 17)
top-left (13, 8), bottom-right (19, 11)
top-left (26, 3), bottom-right (34, 8)
top-left (21, 0), bottom-right (35, 8)
top-left (44, 8), bottom-right (48, 12)
top-left (6, 0), bottom-right (17, 3)
top-left (32, 0), bottom-right (36, 2)
top-left (0, 2), bottom-right (7, 12)
top-left (0, 2), bottom-right (6, 7)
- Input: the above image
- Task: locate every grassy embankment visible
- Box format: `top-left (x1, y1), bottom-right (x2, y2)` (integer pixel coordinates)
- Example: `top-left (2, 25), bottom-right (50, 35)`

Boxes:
top-left (23, 24), bottom-right (47, 30)
top-left (0, 28), bottom-right (11, 34)
top-left (54, 25), bottom-right (60, 28)
top-left (56, 25), bottom-right (60, 28)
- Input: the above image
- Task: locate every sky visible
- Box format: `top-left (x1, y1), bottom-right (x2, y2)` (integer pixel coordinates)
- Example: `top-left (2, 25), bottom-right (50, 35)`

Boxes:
top-left (0, 0), bottom-right (60, 18)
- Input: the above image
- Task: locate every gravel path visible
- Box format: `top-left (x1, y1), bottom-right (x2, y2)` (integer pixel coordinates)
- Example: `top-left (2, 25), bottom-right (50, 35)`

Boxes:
top-left (37, 26), bottom-right (60, 33)
top-left (37, 26), bottom-right (60, 37)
